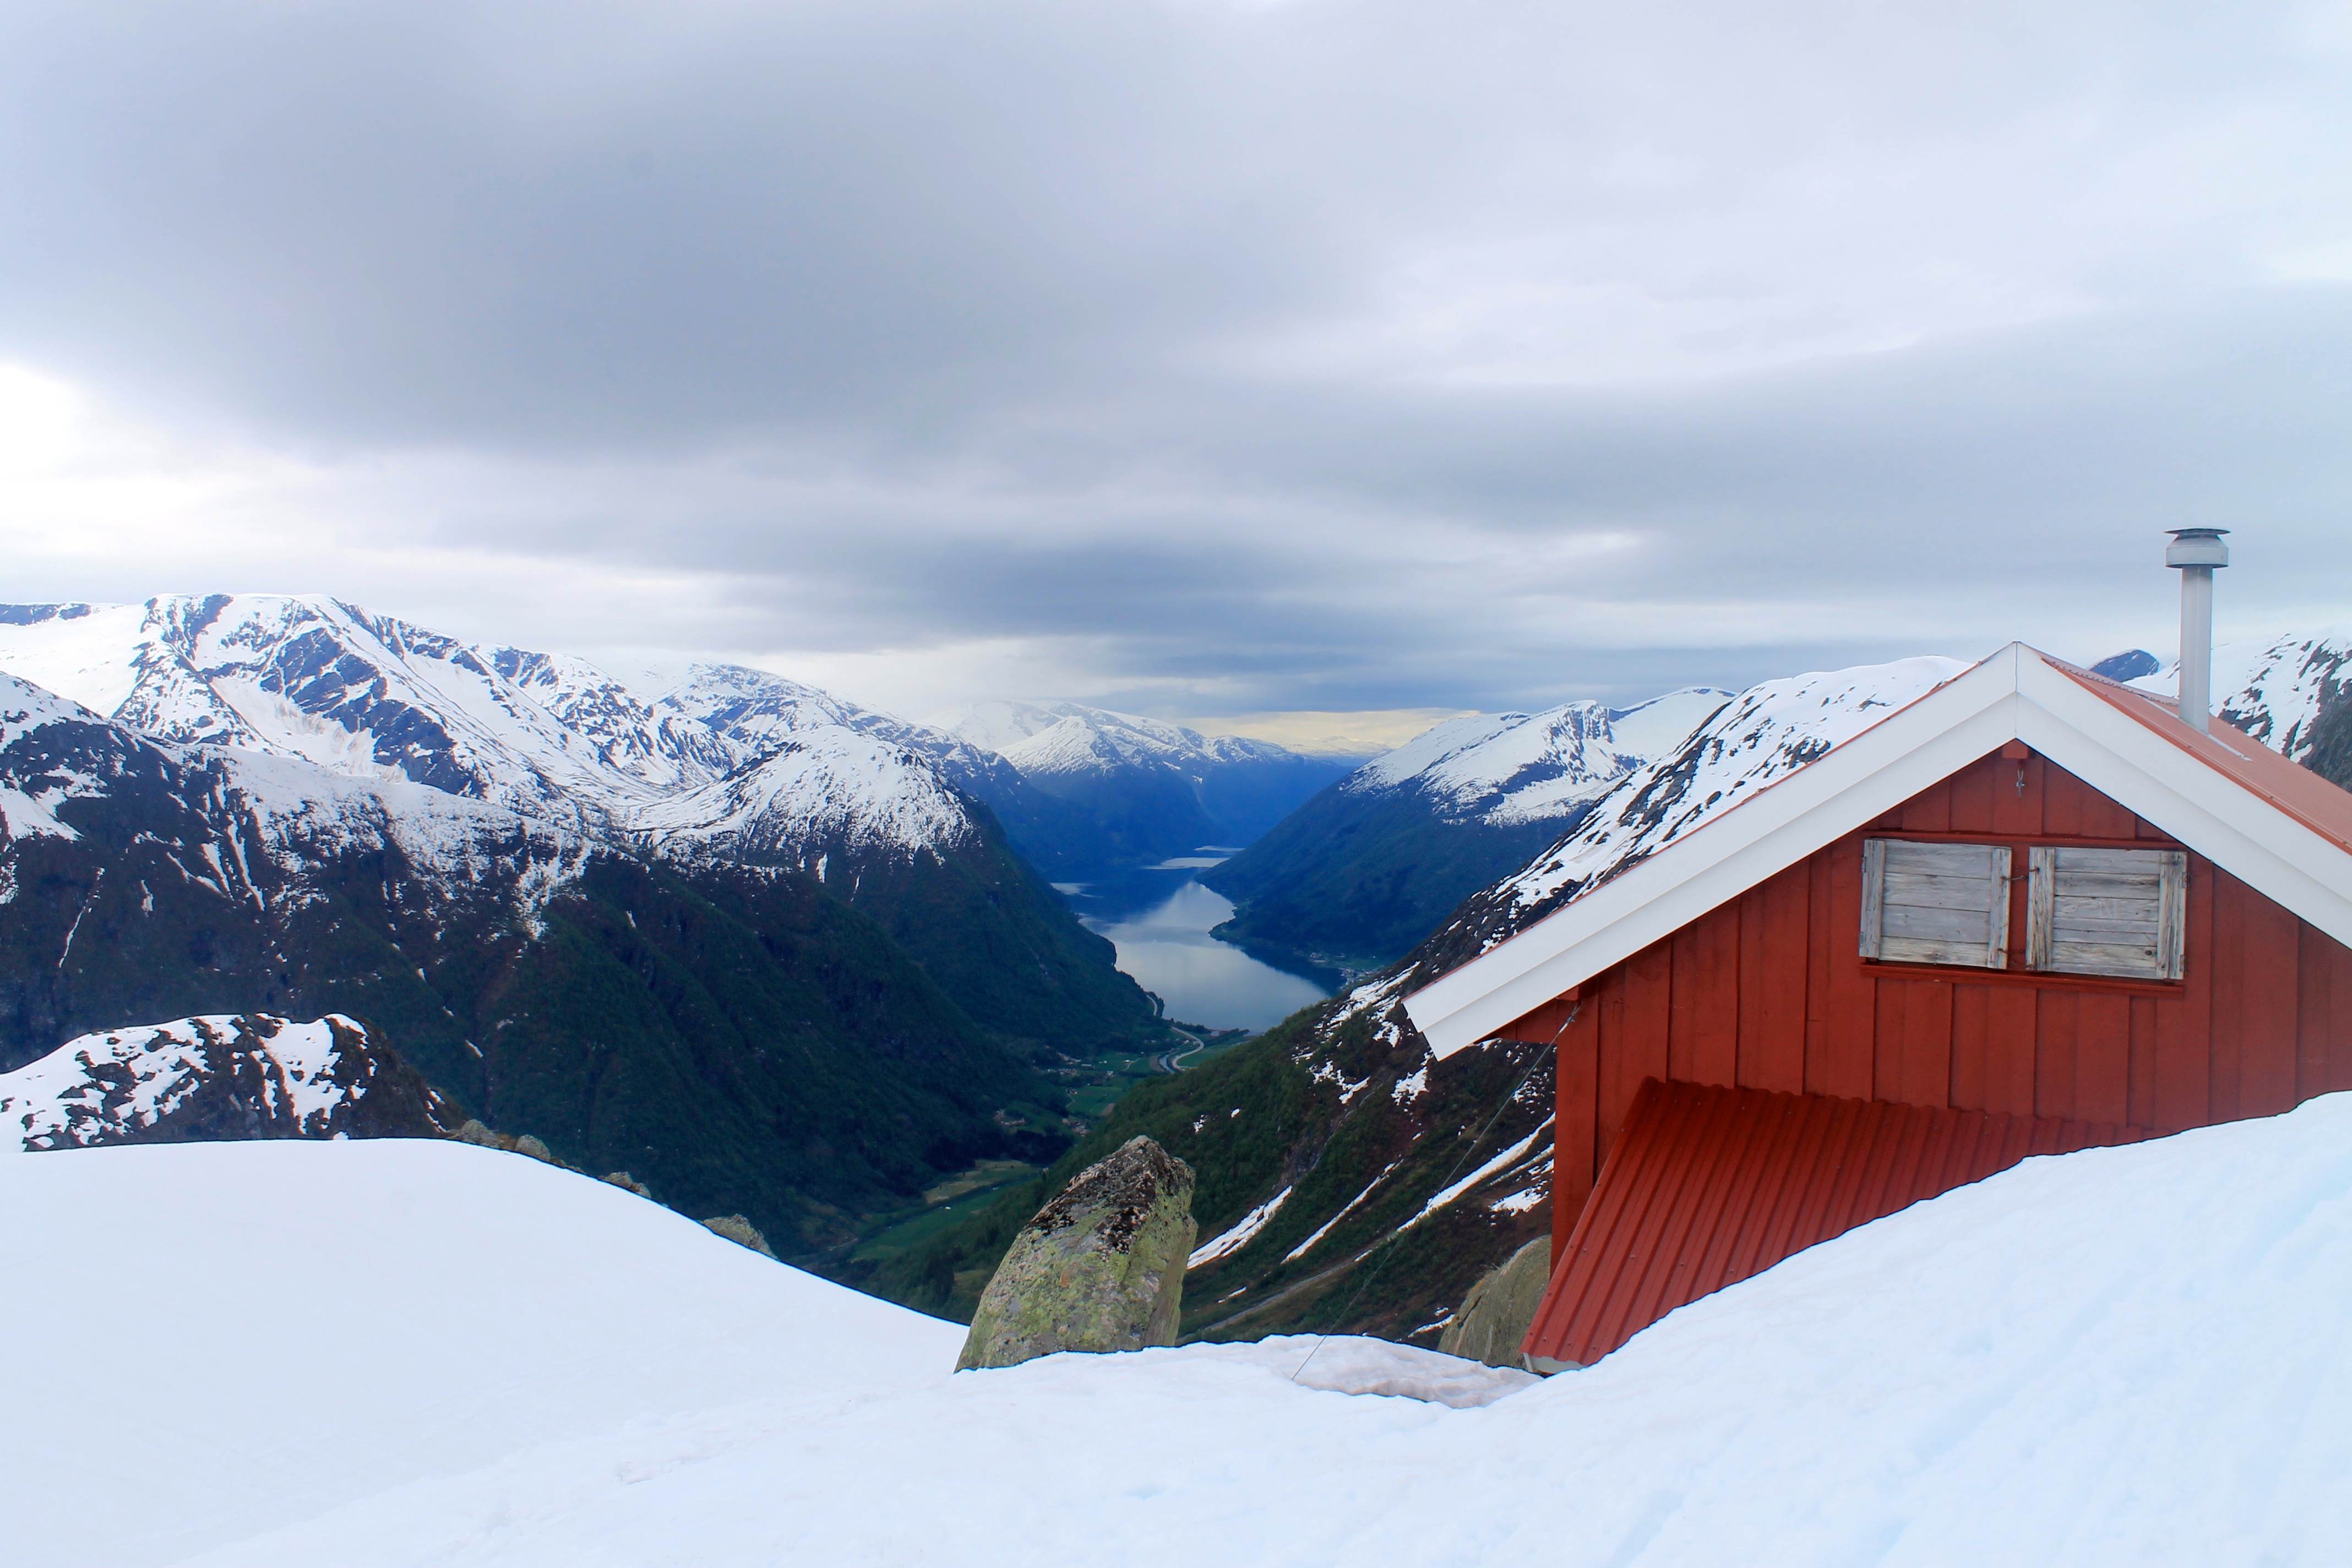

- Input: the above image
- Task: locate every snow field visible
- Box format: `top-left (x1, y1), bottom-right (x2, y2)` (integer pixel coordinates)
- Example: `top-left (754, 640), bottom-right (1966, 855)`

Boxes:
top-left (9, 1095), bottom-right (2352, 1566)
top-left (0, 1139), bottom-right (959, 1568)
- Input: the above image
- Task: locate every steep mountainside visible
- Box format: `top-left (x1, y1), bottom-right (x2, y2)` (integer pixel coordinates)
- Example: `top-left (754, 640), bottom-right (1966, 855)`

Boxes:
top-left (948, 701), bottom-right (1353, 864)
top-left (2116, 627), bottom-right (2352, 789)
top-left (2213, 627), bottom-right (2352, 790)
top-left (0, 596), bottom-right (1162, 1059)
top-left (870, 658), bottom-right (1961, 1330)
top-left (1, 1011), bottom-right (454, 1147)
top-left (0, 647), bottom-right (1147, 1256)
top-left (1203, 689), bottom-right (1732, 974)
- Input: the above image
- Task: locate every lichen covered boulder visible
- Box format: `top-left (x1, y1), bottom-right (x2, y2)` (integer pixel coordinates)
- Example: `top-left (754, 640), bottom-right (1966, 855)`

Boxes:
top-left (957, 1136), bottom-right (1196, 1370)
top-left (1438, 1235), bottom-right (1554, 1371)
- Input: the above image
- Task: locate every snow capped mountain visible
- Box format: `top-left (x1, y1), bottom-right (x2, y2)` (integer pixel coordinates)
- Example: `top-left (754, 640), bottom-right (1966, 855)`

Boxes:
top-left (0, 596), bottom-right (655, 815)
top-left (0, 660), bottom-right (1133, 1246)
top-left (1202, 687), bottom-right (1735, 973)
top-left (945, 699), bottom-right (1354, 862)
top-left (0, 666), bottom-right (589, 931)
top-left (0, 595), bottom-right (998, 860)
top-left (632, 727), bottom-right (980, 867)
top-left (1, 601), bottom-right (1170, 1247)
top-left (953, 700), bottom-right (1299, 778)
top-left (1348, 688), bottom-right (1731, 830)
top-left (2119, 625), bottom-right (2352, 788)
top-left (2, 1012), bottom-right (454, 1149)
top-left (1485, 657), bottom-right (1966, 931)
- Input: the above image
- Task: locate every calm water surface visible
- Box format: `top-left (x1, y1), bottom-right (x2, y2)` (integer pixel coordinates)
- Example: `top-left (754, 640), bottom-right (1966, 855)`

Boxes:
top-left (1058, 864), bottom-right (1331, 1033)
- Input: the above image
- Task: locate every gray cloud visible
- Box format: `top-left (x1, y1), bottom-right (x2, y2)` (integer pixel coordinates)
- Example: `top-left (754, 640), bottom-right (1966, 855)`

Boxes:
top-left (1, 1), bottom-right (2346, 718)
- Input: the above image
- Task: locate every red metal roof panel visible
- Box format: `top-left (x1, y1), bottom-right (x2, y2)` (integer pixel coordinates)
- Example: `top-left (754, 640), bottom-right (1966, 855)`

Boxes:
top-left (1523, 1078), bottom-right (2150, 1367)
top-left (2053, 658), bottom-right (2352, 858)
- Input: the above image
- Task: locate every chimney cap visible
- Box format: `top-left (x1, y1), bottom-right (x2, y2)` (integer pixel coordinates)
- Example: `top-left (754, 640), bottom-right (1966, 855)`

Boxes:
top-left (2166, 527), bottom-right (2230, 569)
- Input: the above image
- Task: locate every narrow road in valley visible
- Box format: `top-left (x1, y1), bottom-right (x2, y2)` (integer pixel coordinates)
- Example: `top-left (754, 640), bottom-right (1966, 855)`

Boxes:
top-left (1151, 1026), bottom-right (1211, 1074)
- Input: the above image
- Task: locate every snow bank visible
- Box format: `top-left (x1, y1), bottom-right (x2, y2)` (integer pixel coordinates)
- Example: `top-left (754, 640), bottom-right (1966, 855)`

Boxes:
top-left (11, 1097), bottom-right (2352, 1566)
top-left (0, 1140), bottom-right (959, 1568)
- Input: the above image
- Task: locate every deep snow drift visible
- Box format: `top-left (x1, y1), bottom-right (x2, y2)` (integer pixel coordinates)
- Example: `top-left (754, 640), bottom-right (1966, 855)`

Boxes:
top-left (10, 1095), bottom-right (2352, 1567)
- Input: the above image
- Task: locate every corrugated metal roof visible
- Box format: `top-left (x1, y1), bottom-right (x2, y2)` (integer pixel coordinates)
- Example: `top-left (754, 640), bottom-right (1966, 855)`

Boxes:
top-left (1522, 1078), bottom-right (2150, 1368)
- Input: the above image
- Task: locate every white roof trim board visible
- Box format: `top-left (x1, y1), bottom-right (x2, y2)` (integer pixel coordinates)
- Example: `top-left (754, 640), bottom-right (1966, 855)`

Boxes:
top-left (1404, 644), bottom-right (2352, 1058)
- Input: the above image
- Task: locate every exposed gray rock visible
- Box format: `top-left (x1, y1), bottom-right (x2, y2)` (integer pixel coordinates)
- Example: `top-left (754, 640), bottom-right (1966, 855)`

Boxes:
top-left (453, 1119), bottom-right (508, 1150)
top-left (450, 1121), bottom-right (572, 1168)
top-left (957, 1136), bottom-right (1196, 1370)
top-left (603, 1170), bottom-right (653, 1198)
top-left (1438, 1235), bottom-right (1555, 1371)
top-left (703, 1214), bottom-right (777, 1259)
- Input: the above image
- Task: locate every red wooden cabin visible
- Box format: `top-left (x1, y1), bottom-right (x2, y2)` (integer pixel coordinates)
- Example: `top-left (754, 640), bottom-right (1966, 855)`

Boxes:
top-left (1403, 645), bottom-right (2352, 1369)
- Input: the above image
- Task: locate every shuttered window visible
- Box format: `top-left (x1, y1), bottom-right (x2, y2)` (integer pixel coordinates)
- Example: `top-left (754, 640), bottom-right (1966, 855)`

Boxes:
top-left (1859, 839), bottom-right (2012, 970)
top-left (2026, 847), bottom-right (2187, 981)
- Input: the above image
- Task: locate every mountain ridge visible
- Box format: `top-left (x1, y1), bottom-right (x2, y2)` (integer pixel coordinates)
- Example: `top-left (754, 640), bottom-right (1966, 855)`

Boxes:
top-left (941, 699), bottom-right (1355, 867)
top-left (0, 598), bottom-right (1175, 1259)
top-left (1201, 687), bottom-right (1734, 974)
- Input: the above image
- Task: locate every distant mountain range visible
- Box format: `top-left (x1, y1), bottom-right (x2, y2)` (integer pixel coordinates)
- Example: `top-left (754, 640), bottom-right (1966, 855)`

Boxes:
top-left (943, 701), bottom-right (1354, 867)
top-left (0, 595), bottom-right (1168, 1256)
top-left (1200, 688), bottom-right (1733, 974)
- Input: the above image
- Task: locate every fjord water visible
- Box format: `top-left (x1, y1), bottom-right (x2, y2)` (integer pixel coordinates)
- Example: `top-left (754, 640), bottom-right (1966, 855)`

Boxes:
top-left (1058, 863), bottom-right (1331, 1033)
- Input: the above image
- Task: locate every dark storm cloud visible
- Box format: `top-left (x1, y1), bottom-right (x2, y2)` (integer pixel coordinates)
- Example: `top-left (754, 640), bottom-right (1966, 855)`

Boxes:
top-left (1, 1), bottom-right (2346, 715)
top-left (386, 285), bottom-right (2352, 709)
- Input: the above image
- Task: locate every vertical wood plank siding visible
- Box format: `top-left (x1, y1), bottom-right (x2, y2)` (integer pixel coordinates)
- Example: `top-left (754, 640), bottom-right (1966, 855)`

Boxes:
top-left (1502, 748), bottom-right (2352, 1295)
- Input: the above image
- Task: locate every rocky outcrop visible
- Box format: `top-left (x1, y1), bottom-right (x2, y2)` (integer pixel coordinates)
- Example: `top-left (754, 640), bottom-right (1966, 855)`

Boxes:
top-left (957, 1136), bottom-right (1196, 1370)
top-left (451, 1119), bottom-right (567, 1166)
top-left (703, 1214), bottom-right (777, 1259)
top-left (1438, 1236), bottom-right (1555, 1371)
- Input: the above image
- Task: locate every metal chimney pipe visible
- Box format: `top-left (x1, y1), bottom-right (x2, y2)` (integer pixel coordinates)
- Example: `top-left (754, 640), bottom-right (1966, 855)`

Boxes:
top-left (2164, 528), bottom-right (2229, 733)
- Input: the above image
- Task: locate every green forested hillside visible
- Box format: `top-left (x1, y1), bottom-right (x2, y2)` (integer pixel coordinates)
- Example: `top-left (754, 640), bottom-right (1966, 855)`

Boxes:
top-left (861, 993), bottom-right (1553, 1346)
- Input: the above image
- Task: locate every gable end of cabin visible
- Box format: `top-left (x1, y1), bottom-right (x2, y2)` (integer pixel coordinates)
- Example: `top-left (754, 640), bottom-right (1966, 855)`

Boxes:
top-left (1494, 743), bottom-right (2352, 1363)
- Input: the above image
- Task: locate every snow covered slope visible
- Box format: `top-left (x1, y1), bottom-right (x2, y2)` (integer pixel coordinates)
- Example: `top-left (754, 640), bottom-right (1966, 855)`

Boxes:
top-left (2121, 626), bottom-right (2352, 789)
top-left (10, 1090), bottom-right (2351, 1566)
top-left (1483, 657), bottom-right (1964, 930)
top-left (1, 1013), bottom-right (453, 1148)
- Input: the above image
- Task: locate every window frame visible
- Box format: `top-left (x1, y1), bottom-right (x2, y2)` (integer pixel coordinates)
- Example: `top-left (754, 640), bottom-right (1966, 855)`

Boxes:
top-left (2025, 845), bottom-right (2188, 982)
top-left (1859, 837), bottom-right (2015, 971)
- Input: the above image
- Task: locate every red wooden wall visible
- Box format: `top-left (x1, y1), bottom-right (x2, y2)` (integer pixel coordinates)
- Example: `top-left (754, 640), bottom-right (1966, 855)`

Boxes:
top-left (1510, 747), bottom-right (2352, 1261)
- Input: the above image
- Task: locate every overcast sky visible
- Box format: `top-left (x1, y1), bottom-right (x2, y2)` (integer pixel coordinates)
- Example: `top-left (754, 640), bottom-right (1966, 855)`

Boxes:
top-left (2, 1), bottom-right (2347, 734)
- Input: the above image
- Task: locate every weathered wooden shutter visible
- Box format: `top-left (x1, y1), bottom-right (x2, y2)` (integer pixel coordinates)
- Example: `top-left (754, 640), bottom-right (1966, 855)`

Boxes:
top-left (1859, 839), bottom-right (2012, 969)
top-left (2026, 847), bottom-right (2188, 980)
